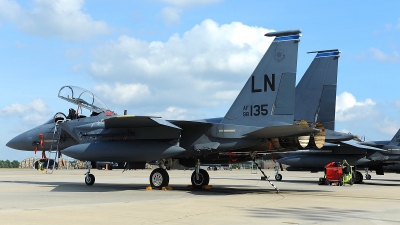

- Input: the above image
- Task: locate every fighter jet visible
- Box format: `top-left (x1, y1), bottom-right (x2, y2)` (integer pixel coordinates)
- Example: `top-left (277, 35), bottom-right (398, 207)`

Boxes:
top-left (7, 29), bottom-right (323, 188)
top-left (275, 49), bottom-right (393, 183)
top-left (277, 131), bottom-right (400, 183)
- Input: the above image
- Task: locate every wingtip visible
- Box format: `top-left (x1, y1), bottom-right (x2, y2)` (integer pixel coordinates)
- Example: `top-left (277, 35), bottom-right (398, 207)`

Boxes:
top-left (265, 29), bottom-right (302, 37)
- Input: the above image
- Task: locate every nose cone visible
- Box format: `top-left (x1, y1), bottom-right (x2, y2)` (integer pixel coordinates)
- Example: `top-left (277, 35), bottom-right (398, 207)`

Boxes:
top-left (6, 133), bottom-right (28, 150)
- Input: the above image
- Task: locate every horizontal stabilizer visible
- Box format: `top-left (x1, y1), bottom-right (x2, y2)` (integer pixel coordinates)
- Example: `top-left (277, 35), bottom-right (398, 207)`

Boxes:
top-left (243, 124), bottom-right (316, 139)
top-left (341, 141), bottom-right (387, 152)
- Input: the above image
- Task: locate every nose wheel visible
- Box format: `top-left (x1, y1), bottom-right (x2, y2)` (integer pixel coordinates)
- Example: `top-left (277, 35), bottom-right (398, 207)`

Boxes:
top-left (85, 173), bottom-right (95, 186)
top-left (84, 161), bottom-right (95, 186)
top-left (275, 173), bottom-right (282, 181)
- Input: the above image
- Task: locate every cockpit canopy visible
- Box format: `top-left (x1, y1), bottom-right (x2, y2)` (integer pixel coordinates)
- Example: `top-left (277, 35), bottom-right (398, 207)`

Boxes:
top-left (58, 86), bottom-right (109, 113)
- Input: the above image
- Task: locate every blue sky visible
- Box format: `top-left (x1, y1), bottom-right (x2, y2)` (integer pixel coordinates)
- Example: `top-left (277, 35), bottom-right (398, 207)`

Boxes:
top-left (1, 0), bottom-right (400, 160)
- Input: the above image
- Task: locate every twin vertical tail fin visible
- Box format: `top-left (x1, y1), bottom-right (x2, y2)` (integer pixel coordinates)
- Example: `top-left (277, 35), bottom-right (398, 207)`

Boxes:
top-left (294, 49), bottom-right (340, 131)
top-left (389, 129), bottom-right (400, 146)
top-left (222, 29), bottom-right (302, 127)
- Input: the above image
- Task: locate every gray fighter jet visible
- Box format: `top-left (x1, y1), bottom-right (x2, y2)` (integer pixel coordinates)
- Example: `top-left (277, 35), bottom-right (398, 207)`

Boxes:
top-left (275, 50), bottom-right (394, 183)
top-left (277, 132), bottom-right (400, 183)
top-left (7, 29), bottom-right (323, 188)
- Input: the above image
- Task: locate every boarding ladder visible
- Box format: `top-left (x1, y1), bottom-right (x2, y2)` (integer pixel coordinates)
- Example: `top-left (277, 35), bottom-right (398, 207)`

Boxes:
top-left (45, 121), bottom-right (63, 174)
top-left (251, 157), bottom-right (280, 193)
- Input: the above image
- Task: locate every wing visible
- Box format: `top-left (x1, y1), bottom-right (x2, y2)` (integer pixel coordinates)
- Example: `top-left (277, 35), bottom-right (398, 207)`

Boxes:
top-left (105, 116), bottom-right (181, 130)
top-left (338, 141), bottom-right (387, 152)
top-left (72, 115), bottom-right (182, 140)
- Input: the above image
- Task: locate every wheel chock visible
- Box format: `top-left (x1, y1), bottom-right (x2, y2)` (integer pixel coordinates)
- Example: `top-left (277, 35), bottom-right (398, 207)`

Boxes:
top-left (146, 186), bottom-right (153, 190)
top-left (202, 185), bottom-right (212, 189)
top-left (187, 185), bottom-right (193, 188)
top-left (161, 186), bottom-right (172, 190)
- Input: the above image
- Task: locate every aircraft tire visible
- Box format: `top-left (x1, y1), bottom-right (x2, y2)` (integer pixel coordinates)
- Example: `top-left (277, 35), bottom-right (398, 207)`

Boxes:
top-left (150, 168), bottom-right (169, 188)
top-left (354, 171), bottom-right (363, 184)
top-left (275, 174), bottom-right (282, 181)
top-left (85, 174), bottom-right (95, 186)
top-left (191, 169), bottom-right (210, 188)
top-left (366, 174), bottom-right (372, 180)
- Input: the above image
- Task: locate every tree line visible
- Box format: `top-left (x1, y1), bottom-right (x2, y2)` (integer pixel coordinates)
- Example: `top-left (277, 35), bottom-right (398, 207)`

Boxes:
top-left (0, 160), bottom-right (20, 168)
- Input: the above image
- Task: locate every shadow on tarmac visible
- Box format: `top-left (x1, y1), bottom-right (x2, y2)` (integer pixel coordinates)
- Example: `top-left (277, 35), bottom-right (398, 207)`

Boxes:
top-left (0, 179), bottom-right (329, 195)
top-left (245, 206), bottom-right (399, 223)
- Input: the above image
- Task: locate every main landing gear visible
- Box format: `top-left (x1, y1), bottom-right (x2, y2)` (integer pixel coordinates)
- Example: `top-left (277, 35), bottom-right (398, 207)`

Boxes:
top-left (148, 159), bottom-right (210, 189)
top-left (149, 168), bottom-right (169, 188)
top-left (190, 159), bottom-right (210, 188)
top-left (354, 170), bottom-right (364, 184)
top-left (353, 169), bottom-right (372, 184)
top-left (82, 159), bottom-right (212, 189)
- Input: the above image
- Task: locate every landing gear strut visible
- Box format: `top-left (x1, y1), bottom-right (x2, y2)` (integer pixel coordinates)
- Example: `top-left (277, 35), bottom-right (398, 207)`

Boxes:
top-left (365, 168), bottom-right (372, 180)
top-left (274, 162), bottom-right (283, 181)
top-left (84, 161), bottom-right (95, 186)
top-left (191, 159), bottom-right (210, 188)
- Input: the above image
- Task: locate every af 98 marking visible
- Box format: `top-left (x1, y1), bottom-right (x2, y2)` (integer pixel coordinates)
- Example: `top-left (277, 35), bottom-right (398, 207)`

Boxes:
top-left (243, 104), bottom-right (268, 116)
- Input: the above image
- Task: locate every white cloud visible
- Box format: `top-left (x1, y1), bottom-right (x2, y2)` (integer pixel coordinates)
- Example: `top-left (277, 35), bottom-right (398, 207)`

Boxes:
top-left (338, 128), bottom-right (350, 134)
top-left (0, 0), bottom-right (111, 41)
top-left (0, 0), bottom-right (22, 22)
top-left (156, 0), bottom-right (223, 26)
top-left (372, 117), bottom-right (400, 136)
top-left (64, 48), bottom-right (83, 60)
top-left (0, 98), bottom-right (50, 125)
top-left (93, 83), bottom-right (151, 105)
top-left (150, 106), bottom-right (187, 120)
top-left (369, 48), bottom-right (400, 63)
top-left (156, 7), bottom-right (182, 26)
top-left (352, 48), bottom-right (400, 63)
top-left (88, 19), bottom-right (273, 111)
top-left (335, 92), bottom-right (378, 122)
top-left (394, 101), bottom-right (400, 109)
top-left (70, 63), bottom-right (83, 72)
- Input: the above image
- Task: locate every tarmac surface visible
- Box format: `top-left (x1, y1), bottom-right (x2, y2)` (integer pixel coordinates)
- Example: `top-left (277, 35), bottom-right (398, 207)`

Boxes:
top-left (1, 168), bottom-right (400, 224)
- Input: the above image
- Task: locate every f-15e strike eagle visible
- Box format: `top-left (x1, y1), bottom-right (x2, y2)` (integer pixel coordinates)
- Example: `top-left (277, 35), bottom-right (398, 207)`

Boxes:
top-left (274, 49), bottom-right (397, 184)
top-left (7, 29), bottom-right (325, 188)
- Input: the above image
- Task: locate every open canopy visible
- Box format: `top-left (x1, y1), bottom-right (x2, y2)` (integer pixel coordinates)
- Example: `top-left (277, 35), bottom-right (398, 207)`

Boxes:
top-left (58, 86), bottom-right (109, 113)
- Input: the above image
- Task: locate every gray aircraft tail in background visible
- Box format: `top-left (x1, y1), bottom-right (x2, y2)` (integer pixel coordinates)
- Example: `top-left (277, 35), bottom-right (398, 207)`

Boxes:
top-left (295, 50), bottom-right (339, 131)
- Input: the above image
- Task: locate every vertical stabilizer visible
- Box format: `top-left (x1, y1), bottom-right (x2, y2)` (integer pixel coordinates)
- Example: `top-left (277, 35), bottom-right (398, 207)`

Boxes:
top-left (294, 49), bottom-right (340, 130)
top-left (389, 129), bottom-right (400, 146)
top-left (222, 29), bottom-right (301, 127)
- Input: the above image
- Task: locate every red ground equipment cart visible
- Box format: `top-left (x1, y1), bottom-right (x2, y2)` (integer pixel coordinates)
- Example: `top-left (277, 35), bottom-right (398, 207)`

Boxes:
top-left (318, 162), bottom-right (343, 185)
